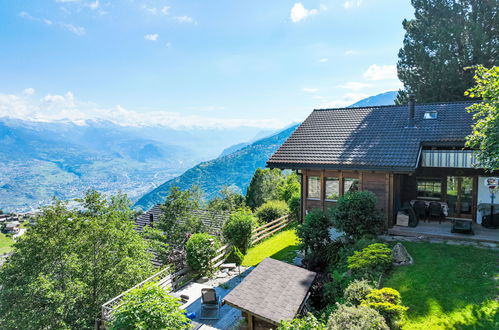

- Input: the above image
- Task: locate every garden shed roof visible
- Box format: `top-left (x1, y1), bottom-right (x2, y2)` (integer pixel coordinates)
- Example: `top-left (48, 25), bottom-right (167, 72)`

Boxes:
top-left (223, 258), bottom-right (316, 325)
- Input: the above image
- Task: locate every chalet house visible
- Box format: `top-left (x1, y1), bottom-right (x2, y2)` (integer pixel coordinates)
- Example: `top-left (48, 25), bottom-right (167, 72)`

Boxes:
top-left (5, 221), bottom-right (20, 234)
top-left (267, 100), bottom-right (499, 240)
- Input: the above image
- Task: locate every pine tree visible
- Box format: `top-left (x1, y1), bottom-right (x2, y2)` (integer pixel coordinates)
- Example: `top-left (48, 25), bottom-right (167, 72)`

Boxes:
top-left (396, 0), bottom-right (498, 103)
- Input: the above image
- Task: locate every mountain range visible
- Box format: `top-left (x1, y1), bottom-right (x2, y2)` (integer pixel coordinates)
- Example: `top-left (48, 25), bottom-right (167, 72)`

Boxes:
top-left (135, 91), bottom-right (397, 209)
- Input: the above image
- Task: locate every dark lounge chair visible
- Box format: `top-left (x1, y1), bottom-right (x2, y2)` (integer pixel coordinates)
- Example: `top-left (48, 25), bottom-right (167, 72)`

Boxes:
top-left (200, 288), bottom-right (221, 320)
top-left (428, 202), bottom-right (443, 223)
top-left (413, 200), bottom-right (427, 222)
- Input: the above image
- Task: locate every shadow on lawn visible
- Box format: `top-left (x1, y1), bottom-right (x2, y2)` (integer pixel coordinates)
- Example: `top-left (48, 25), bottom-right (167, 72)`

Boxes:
top-left (270, 244), bottom-right (300, 264)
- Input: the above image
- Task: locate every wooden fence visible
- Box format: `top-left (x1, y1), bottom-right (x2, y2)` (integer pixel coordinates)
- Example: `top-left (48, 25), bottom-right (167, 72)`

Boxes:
top-left (251, 214), bottom-right (291, 245)
top-left (100, 214), bottom-right (292, 324)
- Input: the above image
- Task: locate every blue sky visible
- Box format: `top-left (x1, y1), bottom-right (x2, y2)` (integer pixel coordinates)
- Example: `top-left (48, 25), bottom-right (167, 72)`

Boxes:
top-left (0, 0), bottom-right (413, 128)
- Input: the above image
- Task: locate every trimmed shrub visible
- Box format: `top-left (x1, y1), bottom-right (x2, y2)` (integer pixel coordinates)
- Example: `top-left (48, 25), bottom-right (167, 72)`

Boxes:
top-left (225, 246), bottom-right (244, 266)
top-left (297, 208), bottom-right (331, 254)
top-left (288, 192), bottom-right (301, 221)
top-left (186, 233), bottom-right (219, 276)
top-left (327, 303), bottom-right (389, 330)
top-left (347, 243), bottom-right (393, 279)
top-left (329, 191), bottom-right (384, 238)
top-left (255, 200), bottom-right (290, 223)
top-left (110, 282), bottom-right (190, 330)
top-left (344, 280), bottom-right (374, 306)
top-left (278, 313), bottom-right (326, 330)
top-left (361, 288), bottom-right (408, 326)
top-left (222, 209), bottom-right (256, 254)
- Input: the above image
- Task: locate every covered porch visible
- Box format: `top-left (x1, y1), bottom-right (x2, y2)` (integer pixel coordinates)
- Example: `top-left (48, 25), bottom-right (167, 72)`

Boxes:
top-left (388, 221), bottom-right (499, 244)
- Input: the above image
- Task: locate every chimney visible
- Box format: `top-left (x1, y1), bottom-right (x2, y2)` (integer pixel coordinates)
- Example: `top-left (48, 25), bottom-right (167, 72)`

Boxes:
top-left (407, 94), bottom-right (416, 128)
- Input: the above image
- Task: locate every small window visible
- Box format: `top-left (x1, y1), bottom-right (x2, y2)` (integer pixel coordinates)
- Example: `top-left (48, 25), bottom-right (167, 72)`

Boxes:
top-left (423, 111), bottom-right (437, 119)
top-left (307, 176), bottom-right (321, 199)
top-left (325, 177), bottom-right (340, 200)
top-left (416, 178), bottom-right (442, 200)
top-left (344, 178), bottom-right (359, 194)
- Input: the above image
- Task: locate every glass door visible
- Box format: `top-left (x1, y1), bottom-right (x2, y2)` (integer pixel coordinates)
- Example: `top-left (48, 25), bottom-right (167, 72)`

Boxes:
top-left (446, 176), bottom-right (473, 219)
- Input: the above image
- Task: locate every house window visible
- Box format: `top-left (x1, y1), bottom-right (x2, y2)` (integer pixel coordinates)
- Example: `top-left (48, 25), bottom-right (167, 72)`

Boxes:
top-left (344, 178), bottom-right (359, 194)
top-left (307, 176), bottom-right (321, 199)
top-left (422, 150), bottom-right (476, 168)
top-left (416, 178), bottom-right (442, 200)
top-left (325, 177), bottom-right (340, 200)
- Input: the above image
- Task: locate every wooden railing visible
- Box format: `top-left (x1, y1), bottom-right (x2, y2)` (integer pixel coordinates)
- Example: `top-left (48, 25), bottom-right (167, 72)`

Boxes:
top-left (252, 214), bottom-right (291, 245)
top-left (210, 243), bottom-right (231, 269)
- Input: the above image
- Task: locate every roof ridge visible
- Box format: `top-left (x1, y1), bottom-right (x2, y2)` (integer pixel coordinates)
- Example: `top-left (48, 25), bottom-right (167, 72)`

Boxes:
top-left (313, 100), bottom-right (476, 112)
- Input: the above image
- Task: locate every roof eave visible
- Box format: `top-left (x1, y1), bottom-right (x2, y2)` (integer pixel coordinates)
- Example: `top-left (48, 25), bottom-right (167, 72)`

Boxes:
top-left (267, 161), bottom-right (415, 173)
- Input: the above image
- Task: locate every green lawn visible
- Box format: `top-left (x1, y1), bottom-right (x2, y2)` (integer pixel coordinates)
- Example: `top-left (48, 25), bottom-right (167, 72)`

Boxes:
top-left (242, 228), bottom-right (300, 267)
top-left (0, 233), bottom-right (14, 255)
top-left (383, 241), bottom-right (498, 329)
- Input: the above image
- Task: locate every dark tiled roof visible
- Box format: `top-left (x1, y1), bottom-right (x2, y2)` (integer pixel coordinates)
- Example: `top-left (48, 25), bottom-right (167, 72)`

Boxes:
top-left (267, 101), bottom-right (475, 172)
top-left (223, 258), bottom-right (316, 325)
top-left (135, 205), bottom-right (228, 237)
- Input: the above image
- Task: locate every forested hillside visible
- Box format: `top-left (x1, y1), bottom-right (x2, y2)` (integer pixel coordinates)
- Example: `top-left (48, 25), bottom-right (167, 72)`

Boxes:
top-left (134, 125), bottom-right (299, 210)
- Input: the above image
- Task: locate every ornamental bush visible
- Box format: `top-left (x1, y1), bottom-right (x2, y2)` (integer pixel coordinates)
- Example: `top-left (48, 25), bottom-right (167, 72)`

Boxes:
top-left (347, 243), bottom-right (393, 279)
top-left (344, 280), bottom-right (375, 306)
top-left (186, 233), bottom-right (219, 276)
top-left (278, 313), bottom-right (326, 330)
top-left (288, 192), bottom-right (301, 221)
top-left (222, 209), bottom-right (256, 254)
top-left (297, 208), bottom-right (331, 255)
top-left (225, 246), bottom-right (244, 266)
top-left (255, 200), bottom-right (290, 223)
top-left (110, 282), bottom-right (190, 330)
top-left (327, 303), bottom-right (389, 330)
top-left (329, 191), bottom-right (384, 238)
top-left (361, 288), bottom-right (408, 326)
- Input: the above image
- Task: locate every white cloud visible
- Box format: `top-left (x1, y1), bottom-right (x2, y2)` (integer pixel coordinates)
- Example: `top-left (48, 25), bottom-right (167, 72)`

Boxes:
top-left (0, 90), bottom-right (286, 129)
top-left (144, 33), bottom-right (159, 41)
top-left (319, 58), bottom-right (329, 62)
top-left (339, 82), bottom-right (371, 91)
top-left (344, 50), bottom-right (358, 56)
top-left (86, 0), bottom-right (99, 10)
top-left (23, 88), bottom-right (35, 95)
top-left (161, 6), bottom-right (170, 15)
top-left (19, 11), bottom-right (85, 35)
top-left (174, 16), bottom-right (195, 24)
top-left (303, 88), bottom-right (318, 93)
top-left (363, 64), bottom-right (398, 80)
top-left (142, 5), bottom-right (170, 16)
top-left (315, 92), bottom-right (370, 109)
top-left (290, 3), bottom-right (318, 23)
top-left (344, 0), bottom-right (362, 9)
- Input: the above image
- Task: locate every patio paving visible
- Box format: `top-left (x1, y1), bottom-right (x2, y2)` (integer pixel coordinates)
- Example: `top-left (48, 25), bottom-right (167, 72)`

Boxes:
top-left (174, 266), bottom-right (254, 330)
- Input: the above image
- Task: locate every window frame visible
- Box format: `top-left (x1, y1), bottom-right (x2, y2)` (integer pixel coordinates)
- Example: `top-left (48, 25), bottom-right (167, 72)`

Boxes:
top-left (325, 177), bottom-right (340, 201)
top-left (307, 176), bottom-right (321, 200)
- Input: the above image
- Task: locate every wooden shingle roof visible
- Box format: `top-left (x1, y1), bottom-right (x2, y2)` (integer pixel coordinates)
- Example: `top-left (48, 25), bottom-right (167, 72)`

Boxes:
top-left (223, 258), bottom-right (316, 325)
top-left (267, 101), bottom-right (475, 172)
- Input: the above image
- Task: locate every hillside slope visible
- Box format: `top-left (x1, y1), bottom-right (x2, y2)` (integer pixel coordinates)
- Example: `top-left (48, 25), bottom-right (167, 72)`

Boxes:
top-left (134, 125), bottom-right (299, 210)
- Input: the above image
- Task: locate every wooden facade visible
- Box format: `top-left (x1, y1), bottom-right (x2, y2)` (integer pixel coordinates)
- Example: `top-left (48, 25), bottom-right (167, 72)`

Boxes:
top-left (300, 167), bottom-right (499, 227)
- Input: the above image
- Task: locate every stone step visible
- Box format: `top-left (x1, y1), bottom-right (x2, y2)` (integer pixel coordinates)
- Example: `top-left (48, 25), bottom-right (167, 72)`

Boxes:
top-left (220, 263), bottom-right (236, 270)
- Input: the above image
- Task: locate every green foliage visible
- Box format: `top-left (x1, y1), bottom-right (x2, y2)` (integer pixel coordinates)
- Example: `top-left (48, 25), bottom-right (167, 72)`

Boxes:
top-left (329, 191), bottom-right (384, 239)
top-left (225, 246), bottom-right (244, 266)
top-left (344, 280), bottom-right (375, 306)
top-left (347, 243), bottom-right (393, 279)
top-left (327, 303), bottom-right (389, 330)
top-left (109, 282), bottom-right (190, 330)
top-left (288, 192), bottom-right (301, 221)
top-left (157, 186), bottom-right (205, 247)
top-left (361, 288), bottom-right (408, 326)
top-left (255, 200), bottom-right (290, 223)
top-left (396, 0), bottom-right (498, 103)
top-left (245, 168), bottom-right (285, 210)
top-left (278, 313), bottom-right (326, 330)
top-left (465, 65), bottom-right (499, 171)
top-left (278, 172), bottom-right (301, 202)
top-left (323, 270), bottom-right (351, 306)
top-left (185, 233), bottom-right (219, 276)
top-left (222, 209), bottom-right (256, 254)
top-left (0, 191), bottom-right (154, 330)
top-left (297, 208), bottom-right (331, 254)
top-left (207, 185), bottom-right (246, 213)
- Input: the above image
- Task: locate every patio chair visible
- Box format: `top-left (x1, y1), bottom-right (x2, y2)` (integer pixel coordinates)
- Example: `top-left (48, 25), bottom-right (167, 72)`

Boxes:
top-left (413, 200), bottom-right (427, 222)
top-left (199, 288), bottom-right (221, 320)
top-left (428, 202), bottom-right (443, 224)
